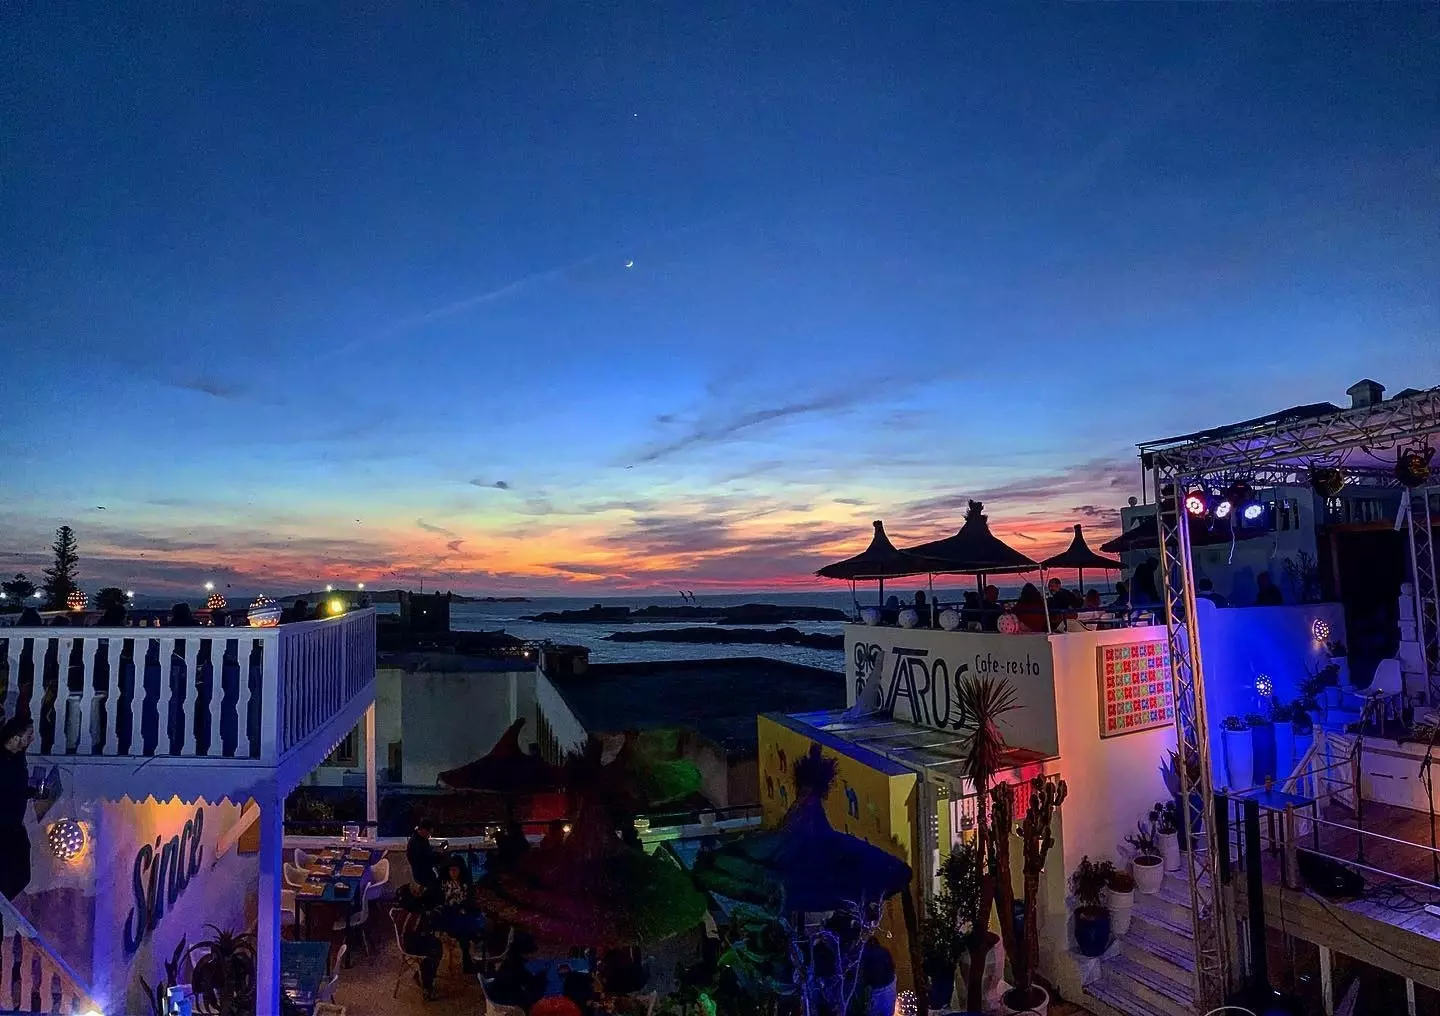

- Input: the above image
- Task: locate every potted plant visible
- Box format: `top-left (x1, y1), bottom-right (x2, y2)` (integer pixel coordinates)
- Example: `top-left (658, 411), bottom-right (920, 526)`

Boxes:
top-left (1105, 866), bottom-right (1135, 937)
top-left (1327, 640), bottom-right (1350, 689)
top-left (1248, 710), bottom-right (1277, 784)
top-left (922, 894), bottom-right (958, 1010)
top-left (1159, 748), bottom-right (1204, 852)
top-left (954, 674), bottom-right (1019, 1015)
top-left (1069, 857), bottom-right (1113, 957)
top-left (1220, 715), bottom-right (1252, 789)
top-left (1152, 801), bottom-right (1181, 871)
top-left (991, 774), bottom-right (1068, 1016)
top-left (1124, 817), bottom-right (1164, 894)
top-left (943, 840), bottom-right (999, 1010)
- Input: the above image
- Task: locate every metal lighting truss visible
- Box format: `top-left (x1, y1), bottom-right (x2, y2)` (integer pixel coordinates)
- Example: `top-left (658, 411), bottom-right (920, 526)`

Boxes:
top-left (1405, 488), bottom-right (1440, 701)
top-left (1140, 386), bottom-right (1440, 1007)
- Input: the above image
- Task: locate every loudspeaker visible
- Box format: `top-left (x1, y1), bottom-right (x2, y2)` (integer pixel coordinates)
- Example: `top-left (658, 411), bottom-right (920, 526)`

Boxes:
top-left (1296, 849), bottom-right (1364, 899)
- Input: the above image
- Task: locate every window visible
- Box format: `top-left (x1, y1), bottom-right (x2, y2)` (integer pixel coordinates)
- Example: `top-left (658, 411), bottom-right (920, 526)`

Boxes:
top-left (324, 730), bottom-right (357, 767)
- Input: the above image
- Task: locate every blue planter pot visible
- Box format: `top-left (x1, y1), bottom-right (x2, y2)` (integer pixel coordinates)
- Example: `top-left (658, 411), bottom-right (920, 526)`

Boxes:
top-left (925, 964), bottom-right (956, 1009)
top-left (1251, 722), bottom-right (1278, 784)
top-left (1075, 907), bottom-right (1111, 957)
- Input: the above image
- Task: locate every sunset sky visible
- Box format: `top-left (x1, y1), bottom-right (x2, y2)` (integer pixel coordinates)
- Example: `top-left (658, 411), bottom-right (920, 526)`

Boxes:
top-left (2, 5), bottom-right (1436, 595)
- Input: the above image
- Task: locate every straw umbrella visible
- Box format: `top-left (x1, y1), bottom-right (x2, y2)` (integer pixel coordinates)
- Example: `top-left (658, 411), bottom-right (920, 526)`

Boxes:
top-left (1042, 524), bottom-right (1122, 593)
top-left (816, 520), bottom-right (943, 610)
top-left (437, 718), bottom-right (567, 827)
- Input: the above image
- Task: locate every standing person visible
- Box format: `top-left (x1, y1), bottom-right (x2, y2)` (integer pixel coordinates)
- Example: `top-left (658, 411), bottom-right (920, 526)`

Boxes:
top-left (1255, 572), bottom-right (1284, 606)
top-left (1132, 559), bottom-right (1161, 605)
top-left (407, 819), bottom-right (441, 891)
top-left (0, 716), bottom-right (39, 901)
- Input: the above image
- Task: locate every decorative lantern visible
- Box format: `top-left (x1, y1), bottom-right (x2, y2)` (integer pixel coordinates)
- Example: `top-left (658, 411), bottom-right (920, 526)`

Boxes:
top-left (66, 589), bottom-right (88, 611)
top-left (205, 591), bottom-right (227, 610)
top-left (47, 818), bottom-right (87, 862)
top-left (1312, 618), bottom-right (1331, 643)
top-left (893, 990), bottom-right (918, 1016)
top-left (1255, 673), bottom-right (1273, 698)
top-left (1310, 465), bottom-right (1345, 498)
top-left (997, 612), bottom-right (1023, 634)
top-left (247, 595), bottom-right (281, 627)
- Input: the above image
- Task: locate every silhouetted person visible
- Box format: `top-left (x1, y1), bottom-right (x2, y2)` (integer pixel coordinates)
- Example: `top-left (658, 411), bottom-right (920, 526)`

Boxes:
top-left (912, 590), bottom-right (928, 624)
top-left (1108, 581), bottom-right (1130, 610)
top-left (1255, 572), bottom-right (1284, 606)
top-left (281, 599), bottom-right (309, 623)
top-left (169, 603), bottom-right (196, 626)
top-left (407, 819), bottom-right (441, 890)
top-left (0, 716), bottom-right (39, 901)
top-left (1047, 577), bottom-right (1078, 611)
top-left (493, 820), bottom-right (530, 871)
top-left (97, 605), bottom-right (126, 626)
top-left (1013, 583), bottom-right (1048, 632)
top-left (980, 585), bottom-right (1002, 631)
top-left (210, 608), bottom-right (227, 627)
top-left (1083, 589), bottom-right (1102, 610)
top-left (1196, 578), bottom-right (1228, 607)
top-left (1132, 558), bottom-right (1161, 605)
top-left (17, 608), bottom-right (40, 626)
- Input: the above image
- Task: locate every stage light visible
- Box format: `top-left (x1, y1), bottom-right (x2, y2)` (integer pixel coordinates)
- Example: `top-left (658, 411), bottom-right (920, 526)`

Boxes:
top-left (1213, 499), bottom-right (1232, 520)
top-left (1184, 490), bottom-right (1208, 517)
top-left (1397, 444), bottom-right (1435, 488)
top-left (1312, 618), bottom-right (1331, 642)
top-left (1310, 465), bottom-right (1345, 497)
top-left (1242, 502), bottom-right (1265, 522)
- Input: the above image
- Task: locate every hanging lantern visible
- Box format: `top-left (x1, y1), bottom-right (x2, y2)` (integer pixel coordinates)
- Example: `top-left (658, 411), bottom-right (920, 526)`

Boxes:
top-left (47, 819), bottom-right (87, 862)
top-left (66, 589), bottom-right (88, 611)
top-left (205, 591), bottom-right (227, 610)
top-left (1397, 445), bottom-right (1434, 488)
top-left (893, 991), bottom-right (918, 1016)
top-left (247, 595), bottom-right (281, 628)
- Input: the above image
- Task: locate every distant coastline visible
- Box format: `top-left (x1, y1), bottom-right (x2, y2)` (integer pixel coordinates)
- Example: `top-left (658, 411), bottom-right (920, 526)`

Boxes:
top-left (603, 626), bottom-right (843, 650)
top-left (282, 589), bottom-right (531, 604)
top-left (521, 603), bottom-right (849, 625)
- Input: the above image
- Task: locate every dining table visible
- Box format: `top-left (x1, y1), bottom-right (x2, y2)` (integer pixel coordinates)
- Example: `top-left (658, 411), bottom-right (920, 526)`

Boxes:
top-left (525, 956), bottom-right (590, 999)
top-left (295, 844), bottom-right (384, 963)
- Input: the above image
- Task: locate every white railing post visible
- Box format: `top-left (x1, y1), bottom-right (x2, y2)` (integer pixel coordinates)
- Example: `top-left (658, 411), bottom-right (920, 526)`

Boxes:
top-left (260, 635), bottom-right (282, 763)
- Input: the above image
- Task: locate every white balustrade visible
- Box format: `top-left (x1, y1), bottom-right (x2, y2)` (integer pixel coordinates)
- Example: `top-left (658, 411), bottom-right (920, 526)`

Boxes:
top-left (0, 609), bottom-right (375, 766)
top-left (0, 896), bottom-right (97, 1015)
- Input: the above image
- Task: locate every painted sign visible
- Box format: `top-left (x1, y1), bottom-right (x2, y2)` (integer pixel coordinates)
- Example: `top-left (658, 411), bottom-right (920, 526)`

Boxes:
top-left (124, 806), bottom-right (205, 953)
top-left (846, 626), bottom-right (1059, 753)
top-left (1097, 640), bottom-right (1174, 738)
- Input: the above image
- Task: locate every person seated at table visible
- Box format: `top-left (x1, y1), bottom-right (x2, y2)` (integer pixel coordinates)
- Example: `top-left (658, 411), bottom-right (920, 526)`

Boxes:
top-left (1046, 577), bottom-right (1079, 612)
top-left (434, 861), bottom-right (483, 974)
top-left (959, 590), bottom-right (982, 626)
top-left (911, 590), bottom-right (929, 625)
top-left (1083, 589), bottom-right (1102, 610)
top-left (1013, 583), bottom-right (1049, 632)
top-left (561, 962), bottom-right (596, 1011)
top-left (487, 951), bottom-right (544, 1010)
top-left (492, 821), bottom-right (530, 873)
top-left (397, 907), bottom-right (443, 1001)
top-left (1107, 580), bottom-right (1130, 611)
top-left (1197, 577), bottom-right (1229, 607)
top-left (881, 594), bottom-right (900, 626)
top-left (980, 585), bottom-right (1002, 631)
top-left (407, 819), bottom-right (442, 891)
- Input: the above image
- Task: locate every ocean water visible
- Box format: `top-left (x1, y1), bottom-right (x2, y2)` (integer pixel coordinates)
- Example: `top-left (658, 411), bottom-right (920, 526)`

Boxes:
top-left (375, 585), bottom-right (1031, 670)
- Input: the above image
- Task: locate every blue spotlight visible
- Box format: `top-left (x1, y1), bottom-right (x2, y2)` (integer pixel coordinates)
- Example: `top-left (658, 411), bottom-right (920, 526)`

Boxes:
top-left (1242, 502), bottom-right (1265, 522)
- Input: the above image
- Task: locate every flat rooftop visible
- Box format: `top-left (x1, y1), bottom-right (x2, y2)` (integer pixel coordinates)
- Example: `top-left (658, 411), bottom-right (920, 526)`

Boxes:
top-left (553, 657), bottom-right (845, 755)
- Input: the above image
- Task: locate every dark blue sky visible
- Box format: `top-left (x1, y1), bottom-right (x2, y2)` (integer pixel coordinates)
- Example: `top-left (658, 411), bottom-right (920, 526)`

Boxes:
top-left (2, 3), bottom-right (1436, 593)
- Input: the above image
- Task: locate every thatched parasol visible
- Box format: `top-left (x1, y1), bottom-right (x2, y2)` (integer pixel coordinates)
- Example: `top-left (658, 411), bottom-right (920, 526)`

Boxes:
top-left (816, 520), bottom-right (943, 607)
top-left (1042, 524), bottom-right (1122, 591)
top-left (902, 501), bottom-right (1037, 577)
top-left (437, 718), bottom-right (564, 794)
top-left (692, 745), bottom-right (911, 913)
top-left (473, 792), bottom-right (707, 950)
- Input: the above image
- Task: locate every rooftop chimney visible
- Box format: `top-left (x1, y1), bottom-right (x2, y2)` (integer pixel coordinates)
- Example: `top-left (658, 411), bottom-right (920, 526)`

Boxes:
top-left (1345, 378), bottom-right (1384, 408)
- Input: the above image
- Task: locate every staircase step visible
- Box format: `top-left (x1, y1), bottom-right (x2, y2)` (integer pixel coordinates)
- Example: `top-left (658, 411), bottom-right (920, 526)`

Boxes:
top-left (1134, 882), bottom-right (1195, 929)
top-left (1128, 910), bottom-right (1195, 962)
top-left (1156, 877), bottom-right (1194, 911)
top-left (1119, 920), bottom-right (1197, 978)
top-left (1084, 974), bottom-right (1173, 1016)
top-left (1109, 952), bottom-right (1196, 1013)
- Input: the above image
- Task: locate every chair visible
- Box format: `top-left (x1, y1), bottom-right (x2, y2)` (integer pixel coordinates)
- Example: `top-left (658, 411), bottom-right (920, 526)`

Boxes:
top-left (283, 863), bottom-right (310, 889)
top-left (1363, 658), bottom-right (1405, 723)
top-left (279, 888), bottom-right (297, 927)
top-left (480, 925), bottom-right (514, 974)
top-left (318, 944), bottom-right (347, 1002)
top-left (294, 848), bottom-right (316, 870)
top-left (366, 858), bottom-right (391, 899)
top-left (333, 891), bottom-right (371, 955)
top-left (388, 907), bottom-right (429, 999)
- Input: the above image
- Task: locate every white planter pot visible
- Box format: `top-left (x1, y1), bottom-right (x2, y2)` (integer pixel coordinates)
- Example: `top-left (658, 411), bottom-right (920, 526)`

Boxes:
top-left (938, 609), bottom-right (961, 631)
top-left (1159, 831), bottom-right (1182, 872)
top-left (1222, 728), bottom-right (1253, 790)
top-left (866, 978), bottom-right (897, 1016)
top-left (956, 931), bottom-right (1004, 1008)
top-left (1132, 855), bottom-right (1164, 894)
top-left (1001, 983), bottom-right (1049, 1016)
top-left (898, 607), bottom-right (919, 629)
top-left (860, 607), bottom-right (881, 626)
top-left (1105, 887), bottom-right (1134, 937)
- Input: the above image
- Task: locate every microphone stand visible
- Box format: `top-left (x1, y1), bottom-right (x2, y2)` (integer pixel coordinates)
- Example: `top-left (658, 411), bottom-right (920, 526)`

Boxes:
top-left (1351, 697), bottom-right (1378, 866)
top-left (1419, 720), bottom-right (1440, 885)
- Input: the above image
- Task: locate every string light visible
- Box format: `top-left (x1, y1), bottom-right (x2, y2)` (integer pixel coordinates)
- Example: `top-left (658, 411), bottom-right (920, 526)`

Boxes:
top-left (1312, 618), bottom-right (1331, 642)
top-left (893, 990), bottom-right (918, 1016)
top-left (47, 819), bottom-right (87, 862)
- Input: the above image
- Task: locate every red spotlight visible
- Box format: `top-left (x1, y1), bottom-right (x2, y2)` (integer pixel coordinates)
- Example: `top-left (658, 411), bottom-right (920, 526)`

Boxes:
top-left (1184, 489), bottom-right (1208, 517)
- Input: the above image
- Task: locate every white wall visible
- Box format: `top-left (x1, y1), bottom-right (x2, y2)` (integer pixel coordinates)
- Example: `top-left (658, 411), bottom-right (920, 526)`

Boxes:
top-left (535, 668), bottom-right (589, 754)
top-left (399, 668), bottom-right (536, 785)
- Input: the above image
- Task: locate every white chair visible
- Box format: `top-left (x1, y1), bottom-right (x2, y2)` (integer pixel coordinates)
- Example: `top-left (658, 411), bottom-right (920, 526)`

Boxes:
top-left (333, 892), bottom-right (371, 955)
top-left (366, 858), bottom-right (391, 898)
top-left (389, 907), bottom-right (429, 999)
top-left (280, 888), bottom-right (297, 927)
top-left (318, 944), bottom-right (347, 1002)
top-left (294, 848), bottom-right (316, 870)
top-left (283, 863), bottom-right (310, 889)
top-left (1363, 658), bottom-right (1404, 723)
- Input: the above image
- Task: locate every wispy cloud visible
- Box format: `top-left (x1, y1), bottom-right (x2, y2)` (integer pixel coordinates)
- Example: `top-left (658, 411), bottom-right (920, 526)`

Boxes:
top-left (469, 479), bottom-right (512, 490)
top-left (416, 518), bottom-right (460, 539)
top-left (634, 387), bottom-right (879, 464)
top-left (445, 539), bottom-right (465, 553)
top-left (834, 497), bottom-right (869, 506)
top-left (171, 377), bottom-right (248, 399)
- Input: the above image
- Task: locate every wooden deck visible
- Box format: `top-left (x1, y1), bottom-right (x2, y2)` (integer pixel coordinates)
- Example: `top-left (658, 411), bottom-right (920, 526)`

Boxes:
top-left (1236, 799), bottom-right (1440, 993)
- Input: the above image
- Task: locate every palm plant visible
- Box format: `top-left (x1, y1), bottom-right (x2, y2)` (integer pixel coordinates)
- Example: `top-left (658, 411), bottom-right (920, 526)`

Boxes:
top-left (189, 926), bottom-right (258, 1016)
top-left (953, 673), bottom-right (1018, 1013)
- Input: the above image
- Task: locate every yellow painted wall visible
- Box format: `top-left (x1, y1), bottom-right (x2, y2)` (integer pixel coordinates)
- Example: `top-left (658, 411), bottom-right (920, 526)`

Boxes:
top-left (756, 715), bottom-right (920, 992)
